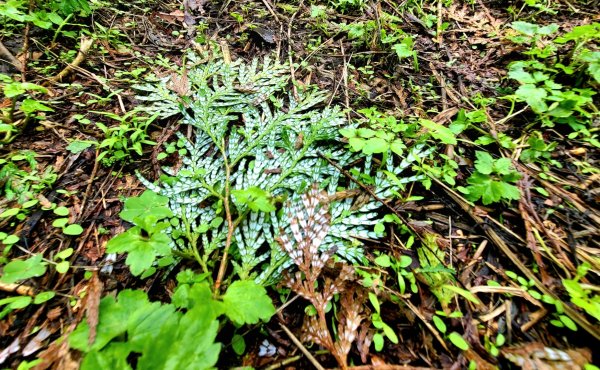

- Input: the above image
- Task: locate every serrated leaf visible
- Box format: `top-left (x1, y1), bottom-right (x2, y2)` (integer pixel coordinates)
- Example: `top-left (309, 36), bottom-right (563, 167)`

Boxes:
top-left (419, 119), bottom-right (457, 145)
top-left (222, 280), bottom-right (275, 325)
top-left (474, 151), bottom-right (494, 175)
top-left (119, 191), bottom-right (173, 223)
top-left (106, 226), bottom-right (172, 276)
top-left (362, 137), bottom-right (388, 154)
top-left (20, 99), bottom-right (54, 114)
top-left (516, 84), bottom-right (548, 113)
top-left (67, 140), bottom-right (96, 154)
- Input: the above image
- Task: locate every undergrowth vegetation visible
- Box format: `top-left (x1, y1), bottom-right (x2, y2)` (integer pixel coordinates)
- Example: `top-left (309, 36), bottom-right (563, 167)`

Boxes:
top-left (0, 0), bottom-right (599, 369)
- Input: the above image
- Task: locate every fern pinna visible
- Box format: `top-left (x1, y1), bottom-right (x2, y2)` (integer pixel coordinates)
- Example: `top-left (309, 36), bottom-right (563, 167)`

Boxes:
top-left (133, 51), bottom-right (429, 285)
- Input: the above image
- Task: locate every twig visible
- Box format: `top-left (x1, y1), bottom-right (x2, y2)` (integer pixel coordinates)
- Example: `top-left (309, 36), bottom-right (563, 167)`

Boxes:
top-left (48, 36), bottom-right (94, 84)
top-left (517, 177), bottom-right (549, 283)
top-left (0, 282), bottom-right (36, 296)
top-left (436, 0), bottom-right (443, 45)
top-left (78, 148), bottom-right (100, 220)
top-left (262, 0), bottom-right (282, 23)
top-left (0, 41), bottom-right (23, 72)
top-left (432, 176), bottom-right (600, 340)
top-left (287, 0), bottom-right (304, 100)
top-left (279, 322), bottom-right (326, 370)
top-left (220, 39), bottom-right (231, 64)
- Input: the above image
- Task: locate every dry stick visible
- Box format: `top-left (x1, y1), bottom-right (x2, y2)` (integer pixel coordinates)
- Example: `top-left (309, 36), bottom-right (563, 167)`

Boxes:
top-left (48, 36), bottom-right (94, 84)
top-left (0, 282), bottom-right (36, 296)
top-left (20, 0), bottom-right (35, 81)
top-left (0, 41), bottom-right (23, 72)
top-left (431, 176), bottom-right (600, 340)
top-left (262, 0), bottom-right (281, 22)
top-left (279, 322), bottom-right (326, 370)
top-left (339, 39), bottom-right (351, 110)
top-left (287, 0), bottom-right (304, 100)
top-left (401, 295), bottom-right (450, 352)
top-left (78, 149), bottom-right (100, 221)
top-left (517, 178), bottom-right (549, 283)
top-left (436, 0), bottom-right (443, 45)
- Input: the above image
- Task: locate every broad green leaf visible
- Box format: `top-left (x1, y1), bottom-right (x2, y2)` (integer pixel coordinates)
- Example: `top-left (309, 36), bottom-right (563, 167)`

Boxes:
top-left (0, 254), bottom-right (47, 283)
top-left (374, 254), bottom-right (391, 267)
top-left (222, 280), bottom-right (275, 325)
top-left (20, 99), bottom-right (54, 114)
top-left (511, 21), bottom-right (538, 36)
top-left (3, 82), bottom-right (47, 98)
top-left (54, 206), bottom-right (70, 216)
top-left (0, 208), bottom-right (20, 218)
top-left (67, 140), bottom-right (96, 154)
top-left (70, 290), bottom-right (152, 352)
top-left (419, 120), bottom-right (457, 145)
top-left (369, 292), bottom-right (380, 313)
top-left (348, 137), bottom-right (365, 151)
top-left (232, 187), bottom-right (275, 212)
top-left (362, 137), bottom-right (388, 154)
top-left (81, 343), bottom-right (133, 370)
top-left (492, 158), bottom-right (512, 175)
top-left (0, 296), bottom-right (32, 309)
top-left (119, 191), bottom-right (173, 223)
top-left (516, 85), bottom-right (548, 113)
top-left (559, 315), bottom-right (577, 331)
top-left (508, 64), bottom-right (536, 84)
top-left (137, 303), bottom-right (221, 370)
top-left (52, 218), bottom-right (69, 228)
top-left (357, 128), bottom-right (376, 138)
top-left (474, 151), bottom-right (494, 175)
top-left (106, 226), bottom-right (172, 276)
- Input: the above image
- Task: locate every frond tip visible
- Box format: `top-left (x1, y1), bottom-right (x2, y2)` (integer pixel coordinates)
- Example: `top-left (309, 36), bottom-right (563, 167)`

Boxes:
top-left (277, 185), bottom-right (337, 279)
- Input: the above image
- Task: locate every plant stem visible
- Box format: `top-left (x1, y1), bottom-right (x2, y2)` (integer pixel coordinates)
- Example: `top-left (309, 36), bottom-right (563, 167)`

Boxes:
top-left (214, 139), bottom-right (233, 295)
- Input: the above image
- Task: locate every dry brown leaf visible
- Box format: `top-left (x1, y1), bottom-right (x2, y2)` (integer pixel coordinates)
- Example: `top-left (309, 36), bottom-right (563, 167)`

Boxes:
top-left (85, 272), bottom-right (103, 346)
top-left (502, 343), bottom-right (592, 370)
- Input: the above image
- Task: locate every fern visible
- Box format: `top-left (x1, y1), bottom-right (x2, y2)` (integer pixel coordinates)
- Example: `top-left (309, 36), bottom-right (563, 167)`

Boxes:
top-left (134, 51), bottom-right (429, 285)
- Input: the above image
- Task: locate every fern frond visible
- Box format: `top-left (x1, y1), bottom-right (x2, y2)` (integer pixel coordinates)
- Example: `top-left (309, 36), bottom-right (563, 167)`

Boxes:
top-left (134, 52), bottom-right (429, 284)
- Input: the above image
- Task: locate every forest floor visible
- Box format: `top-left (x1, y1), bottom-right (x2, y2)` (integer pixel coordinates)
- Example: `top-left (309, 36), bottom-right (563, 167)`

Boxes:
top-left (0, 0), bottom-right (599, 369)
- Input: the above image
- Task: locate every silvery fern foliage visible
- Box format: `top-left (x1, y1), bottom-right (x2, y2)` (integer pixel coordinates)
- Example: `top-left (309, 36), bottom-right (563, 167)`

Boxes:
top-left (135, 52), bottom-right (429, 285)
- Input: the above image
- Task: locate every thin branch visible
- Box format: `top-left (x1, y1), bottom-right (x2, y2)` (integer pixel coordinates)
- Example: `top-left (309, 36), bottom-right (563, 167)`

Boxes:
top-left (0, 40), bottom-right (23, 72)
top-left (279, 322), bottom-right (326, 370)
